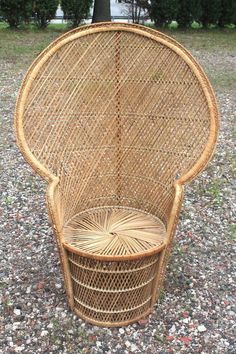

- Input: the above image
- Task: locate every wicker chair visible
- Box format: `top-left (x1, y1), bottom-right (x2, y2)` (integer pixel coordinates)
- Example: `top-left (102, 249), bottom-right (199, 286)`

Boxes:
top-left (15, 23), bottom-right (219, 327)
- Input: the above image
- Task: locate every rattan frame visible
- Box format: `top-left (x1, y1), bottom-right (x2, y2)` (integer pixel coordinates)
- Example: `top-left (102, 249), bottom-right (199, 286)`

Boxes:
top-left (14, 23), bottom-right (219, 327)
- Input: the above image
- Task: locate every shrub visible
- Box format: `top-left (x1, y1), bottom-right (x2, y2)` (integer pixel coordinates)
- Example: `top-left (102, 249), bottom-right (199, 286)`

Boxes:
top-left (200, 0), bottom-right (221, 27)
top-left (0, 0), bottom-right (32, 28)
top-left (176, 0), bottom-right (203, 28)
top-left (61, 0), bottom-right (92, 27)
top-left (219, 0), bottom-right (235, 27)
top-left (150, 0), bottom-right (179, 28)
top-left (32, 0), bottom-right (58, 29)
top-left (177, 0), bottom-right (191, 28)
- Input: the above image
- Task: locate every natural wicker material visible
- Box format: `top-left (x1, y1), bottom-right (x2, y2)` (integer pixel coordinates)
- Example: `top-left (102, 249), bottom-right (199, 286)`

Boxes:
top-left (14, 22), bottom-right (219, 327)
top-left (64, 207), bottom-right (166, 255)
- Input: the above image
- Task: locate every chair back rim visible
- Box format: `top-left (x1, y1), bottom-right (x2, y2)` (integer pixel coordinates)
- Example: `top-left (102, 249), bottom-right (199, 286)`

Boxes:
top-left (14, 22), bottom-right (219, 185)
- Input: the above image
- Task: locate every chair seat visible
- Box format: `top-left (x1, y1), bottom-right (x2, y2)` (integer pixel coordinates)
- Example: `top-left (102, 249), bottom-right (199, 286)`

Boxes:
top-left (63, 207), bottom-right (166, 256)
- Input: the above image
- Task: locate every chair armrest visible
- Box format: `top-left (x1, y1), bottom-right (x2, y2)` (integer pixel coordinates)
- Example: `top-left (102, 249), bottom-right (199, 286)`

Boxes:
top-left (166, 183), bottom-right (184, 243)
top-left (46, 177), bottom-right (63, 233)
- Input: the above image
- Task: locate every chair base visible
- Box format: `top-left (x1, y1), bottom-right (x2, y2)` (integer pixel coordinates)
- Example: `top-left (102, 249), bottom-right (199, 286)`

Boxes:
top-left (66, 248), bottom-right (162, 326)
top-left (62, 206), bottom-right (167, 326)
top-left (73, 307), bottom-right (153, 328)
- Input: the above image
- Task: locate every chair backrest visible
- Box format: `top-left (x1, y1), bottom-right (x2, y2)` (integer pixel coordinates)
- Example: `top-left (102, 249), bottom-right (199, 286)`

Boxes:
top-left (15, 23), bottom-right (219, 222)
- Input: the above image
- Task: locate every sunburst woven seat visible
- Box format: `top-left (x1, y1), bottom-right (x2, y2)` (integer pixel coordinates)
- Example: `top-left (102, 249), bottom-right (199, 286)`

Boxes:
top-left (64, 207), bottom-right (166, 255)
top-left (15, 23), bottom-right (219, 327)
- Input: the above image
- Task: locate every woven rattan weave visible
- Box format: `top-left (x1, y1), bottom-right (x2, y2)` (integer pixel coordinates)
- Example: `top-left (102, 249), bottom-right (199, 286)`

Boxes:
top-left (15, 22), bottom-right (219, 327)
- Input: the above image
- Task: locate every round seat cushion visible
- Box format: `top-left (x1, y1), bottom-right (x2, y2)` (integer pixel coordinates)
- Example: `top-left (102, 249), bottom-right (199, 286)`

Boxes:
top-left (63, 207), bottom-right (166, 256)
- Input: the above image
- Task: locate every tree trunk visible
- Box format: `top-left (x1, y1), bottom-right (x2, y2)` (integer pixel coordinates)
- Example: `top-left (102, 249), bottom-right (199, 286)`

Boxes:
top-left (92, 0), bottom-right (111, 23)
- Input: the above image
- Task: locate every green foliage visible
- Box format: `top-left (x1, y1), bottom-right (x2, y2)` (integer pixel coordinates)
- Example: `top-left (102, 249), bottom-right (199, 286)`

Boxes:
top-left (0, 0), bottom-right (32, 28)
top-left (32, 0), bottom-right (58, 29)
top-left (233, 1), bottom-right (236, 24)
top-left (219, 0), bottom-right (236, 27)
top-left (191, 0), bottom-right (202, 24)
top-left (61, 0), bottom-right (92, 27)
top-left (200, 0), bottom-right (222, 27)
top-left (176, 0), bottom-right (192, 28)
top-left (150, 0), bottom-right (235, 28)
top-left (150, 0), bottom-right (179, 27)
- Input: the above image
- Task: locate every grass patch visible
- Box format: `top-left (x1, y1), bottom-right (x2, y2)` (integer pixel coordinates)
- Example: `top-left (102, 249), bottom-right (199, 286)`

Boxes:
top-left (206, 178), bottom-right (224, 205)
top-left (0, 22), bottom-right (8, 29)
top-left (211, 71), bottom-right (236, 90)
top-left (233, 116), bottom-right (236, 139)
top-left (168, 28), bottom-right (236, 52)
top-left (229, 224), bottom-right (236, 240)
top-left (0, 24), bottom-right (69, 69)
top-left (47, 23), bottom-right (69, 31)
top-left (230, 154), bottom-right (236, 178)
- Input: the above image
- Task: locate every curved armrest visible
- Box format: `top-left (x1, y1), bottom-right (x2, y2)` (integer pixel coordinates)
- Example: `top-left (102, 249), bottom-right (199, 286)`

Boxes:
top-left (46, 177), bottom-right (62, 233)
top-left (166, 183), bottom-right (184, 243)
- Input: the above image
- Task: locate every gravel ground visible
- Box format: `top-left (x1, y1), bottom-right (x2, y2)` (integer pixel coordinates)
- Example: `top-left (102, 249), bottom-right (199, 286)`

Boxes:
top-left (0, 31), bottom-right (235, 353)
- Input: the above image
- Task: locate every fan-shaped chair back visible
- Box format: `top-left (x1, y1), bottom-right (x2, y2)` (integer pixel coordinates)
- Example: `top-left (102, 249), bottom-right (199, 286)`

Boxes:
top-left (15, 23), bottom-right (218, 225)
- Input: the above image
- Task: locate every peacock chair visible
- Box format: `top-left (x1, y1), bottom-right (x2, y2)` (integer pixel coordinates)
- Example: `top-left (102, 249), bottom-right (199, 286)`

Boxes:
top-left (15, 23), bottom-right (219, 327)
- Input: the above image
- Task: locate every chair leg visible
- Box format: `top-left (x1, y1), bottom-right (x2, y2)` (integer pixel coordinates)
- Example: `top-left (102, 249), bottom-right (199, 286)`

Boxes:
top-left (151, 183), bottom-right (184, 306)
top-left (46, 181), bottom-right (75, 310)
top-left (150, 247), bottom-right (166, 307)
top-left (50, 222), bottom-right (75, 310)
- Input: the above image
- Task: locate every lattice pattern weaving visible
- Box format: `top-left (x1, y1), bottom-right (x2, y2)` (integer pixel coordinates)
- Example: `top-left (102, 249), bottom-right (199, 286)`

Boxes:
top-left (67, 251), bottom-right (160, 325)
top-left (15, 23), bottom-right (219, 327)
